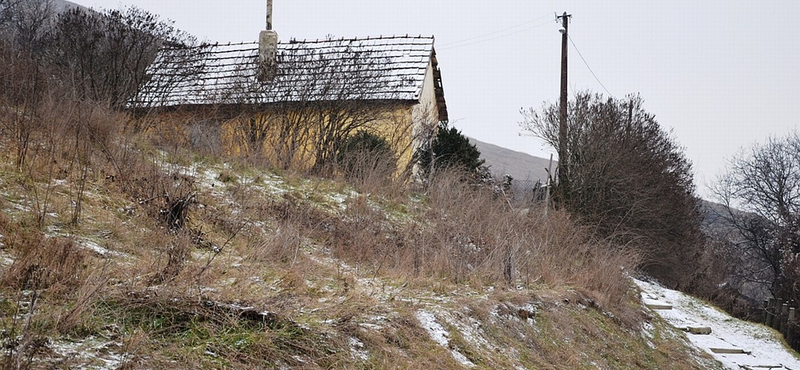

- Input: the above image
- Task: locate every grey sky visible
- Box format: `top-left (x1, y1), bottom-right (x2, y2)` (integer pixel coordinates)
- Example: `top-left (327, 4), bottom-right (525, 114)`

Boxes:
top-left (79, 0), bottom-right (800, 198)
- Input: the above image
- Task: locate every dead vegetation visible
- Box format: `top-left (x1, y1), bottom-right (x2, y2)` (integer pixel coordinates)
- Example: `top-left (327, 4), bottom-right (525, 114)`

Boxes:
top-left (0, 97), bottom-right (723, 368)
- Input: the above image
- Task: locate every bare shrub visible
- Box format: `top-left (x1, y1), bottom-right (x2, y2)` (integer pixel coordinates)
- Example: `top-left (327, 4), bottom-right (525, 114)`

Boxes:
top-left (1, 235), bottom-right (89, 295)
top-left (0, 45), bottom-right (49, 170)
top-left (262, 168), bottom-right (640, 312)
top-left (521, 92), bottom-right (703, 288)
top-left (151, 232), bottom-right (194, 284)
top-left (43, 6), bottom-right (198, 110)
top-left (415, 170), bottom-right (639, 307)
top-left (335, 130), bottom-right (401, 194)
top-left (50, 265), bottom-right (110, 334)
top-left (248, 223), bottom-right (303, 266)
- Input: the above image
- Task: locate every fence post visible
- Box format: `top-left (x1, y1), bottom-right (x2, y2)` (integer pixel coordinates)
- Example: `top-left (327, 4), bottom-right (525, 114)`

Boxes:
top-left (764, 299), bottom-right (770, 325)
top-left (788, 307), bottom-right (796, 345)
top-left (767, 298), bottom-right (776, 327)
top-left (781, 303), bottom-right (789, 335)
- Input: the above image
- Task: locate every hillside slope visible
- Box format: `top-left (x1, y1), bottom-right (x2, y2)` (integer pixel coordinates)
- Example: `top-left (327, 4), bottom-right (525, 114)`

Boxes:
top-left (469, 137), bottom-right (552, 190)
top-left (0, 129), bottom-right (725, 369)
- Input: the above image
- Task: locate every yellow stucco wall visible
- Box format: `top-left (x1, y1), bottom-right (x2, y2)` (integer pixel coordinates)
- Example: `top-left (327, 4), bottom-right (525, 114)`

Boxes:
top-left (220, 103), bottom-right (416, 174)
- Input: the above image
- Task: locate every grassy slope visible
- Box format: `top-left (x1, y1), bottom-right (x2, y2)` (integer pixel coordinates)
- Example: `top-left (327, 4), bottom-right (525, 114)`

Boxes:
top-left (0, 133), bottom-right (720, 369)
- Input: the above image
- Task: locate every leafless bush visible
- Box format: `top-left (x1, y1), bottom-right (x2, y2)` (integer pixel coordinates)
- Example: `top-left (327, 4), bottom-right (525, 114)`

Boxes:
top-left (258, 168), bottom-right (639, 311)
top-left (1, 235), bottom-right (88, 295)
top-left (521, 92), bottom-right (703, 288)
top-left (245, 222), bottom-right (304, 267)
top-left (417, 170), bottom-right (639, 305)
top-left (0, 46), bottom-right (48, 170)
top-left (334, 136), bottom-right (403, 195)
top-left (0, 232), bottom-right (95, 368)
top-left (42, 6), bottom-right (198, 110)
top-left (2, 0), bottom-right (54, 51)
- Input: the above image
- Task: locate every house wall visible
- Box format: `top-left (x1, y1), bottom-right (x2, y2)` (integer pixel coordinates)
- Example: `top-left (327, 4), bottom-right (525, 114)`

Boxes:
top-left (219, 103), bottom-right (416, 175)
top-left (409, 61), bottom-right (443, 178)
top-left (142, 62), bottom-right (443, 177)
top-left (412, 61), bottom-right (441, 131)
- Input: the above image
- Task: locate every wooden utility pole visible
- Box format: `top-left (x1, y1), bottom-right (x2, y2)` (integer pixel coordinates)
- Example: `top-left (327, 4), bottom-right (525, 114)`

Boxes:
top-left (556, 12), bottom-right (571, 202)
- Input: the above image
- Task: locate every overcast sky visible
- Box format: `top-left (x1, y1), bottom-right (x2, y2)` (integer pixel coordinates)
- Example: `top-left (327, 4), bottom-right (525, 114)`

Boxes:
top-left (78, 0), bottom-right (799, 199)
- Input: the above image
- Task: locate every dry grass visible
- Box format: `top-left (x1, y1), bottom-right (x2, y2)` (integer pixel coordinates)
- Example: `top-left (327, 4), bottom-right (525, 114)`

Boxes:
top-left (0, 89), bottom-right (718, 368)
top-left (258, 169), bottom-right (641, 314)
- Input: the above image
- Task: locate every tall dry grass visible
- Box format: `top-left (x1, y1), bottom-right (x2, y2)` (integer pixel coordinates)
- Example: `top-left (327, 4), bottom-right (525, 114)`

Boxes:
top-left (252, 166), bottom-right (641, 312)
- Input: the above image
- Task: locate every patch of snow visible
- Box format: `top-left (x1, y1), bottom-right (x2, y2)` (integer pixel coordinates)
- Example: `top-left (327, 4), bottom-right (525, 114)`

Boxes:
top-left (49, 335), bottom-right (124, 370)
top-left (415, 310), bottom-right (475, 368)
top-left (348, 337), bottom-right (369, 361)
top-left (77, 239), bottom-right (129, 259)
top-left (45, 225), bottom-right (62, 236)
top-left (0, 252), bottom-right (12, 267)
top-left (328, 192), bottom-right (348, 206)
top-left (640, 321), bottom-right (656, 349)
top-left (359, 322), bottom-right (384, 331)
top-left (636, 278), bottom-right (800, 370)
top-left (11, 201), bottom-right (31, 212)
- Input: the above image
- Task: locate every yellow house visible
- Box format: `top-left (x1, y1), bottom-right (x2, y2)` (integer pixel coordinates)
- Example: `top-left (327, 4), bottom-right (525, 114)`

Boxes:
top-left (132, 16), bottom-right (447, 176)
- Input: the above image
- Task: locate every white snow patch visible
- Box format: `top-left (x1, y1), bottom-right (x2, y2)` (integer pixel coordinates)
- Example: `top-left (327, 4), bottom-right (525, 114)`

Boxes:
top-left (328, 192), bottom-right (349, 206)
top-left (77, 239), bottom-right (128, 258)
top-left (49, 336), bottom-right (124, 369)
top-left (415, 310), bottom-right (475, 367)
top-left (348, 337), bottom-right (370, 361)
top-left (636, 278), bottom-right (800, 370)
top-left (415, 310), bottom-right (448, 347)
top-left (0, 252), bottom-right (12, 267)
top-left (640, 321), bottom-right (656, 349)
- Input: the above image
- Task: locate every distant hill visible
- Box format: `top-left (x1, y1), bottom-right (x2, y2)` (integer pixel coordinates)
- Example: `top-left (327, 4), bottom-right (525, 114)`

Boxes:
top-left (469, 137), bottom-right (553, 190)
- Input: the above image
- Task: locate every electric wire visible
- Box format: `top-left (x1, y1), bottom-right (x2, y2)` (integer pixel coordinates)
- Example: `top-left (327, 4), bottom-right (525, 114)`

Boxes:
top-left (437, 13), bottom-right (553, 51)
top-left (437, 13), bottom-right (551, 47)
top-left (568, 34), bottom-right (613, 97)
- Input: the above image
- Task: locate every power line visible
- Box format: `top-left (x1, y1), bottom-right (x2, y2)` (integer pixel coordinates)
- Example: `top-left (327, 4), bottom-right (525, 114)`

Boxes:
top-left (437, 14), bottom-right (553, 51)
top-left (568, 34), bottom-right (613, 97)
top-left (437, 13), bottom-right (551, 47)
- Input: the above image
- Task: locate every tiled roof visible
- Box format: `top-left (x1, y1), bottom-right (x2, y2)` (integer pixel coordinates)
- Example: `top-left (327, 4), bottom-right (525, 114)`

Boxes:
top-left (132, 35), bottom-right (439, 109)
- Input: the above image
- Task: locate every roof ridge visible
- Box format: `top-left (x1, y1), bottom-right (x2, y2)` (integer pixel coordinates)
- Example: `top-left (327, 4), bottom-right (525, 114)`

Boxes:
top-left (285, 34), bottom-right (434, 45)
top-left (169, 35), bottom-right (435, 50)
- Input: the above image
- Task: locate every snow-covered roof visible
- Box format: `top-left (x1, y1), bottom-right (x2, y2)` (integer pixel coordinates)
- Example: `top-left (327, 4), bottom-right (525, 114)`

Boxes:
top-left (131, 35), bottom-right (444, 113)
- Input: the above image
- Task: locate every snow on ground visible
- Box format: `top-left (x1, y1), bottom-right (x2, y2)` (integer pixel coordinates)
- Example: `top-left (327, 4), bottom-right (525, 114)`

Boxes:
top-left (77, 238), bottom-right (130, 259)
top-left (415, 309), bottom-right (476, 367)
top-left (636, 278), bottom-right (800, 370)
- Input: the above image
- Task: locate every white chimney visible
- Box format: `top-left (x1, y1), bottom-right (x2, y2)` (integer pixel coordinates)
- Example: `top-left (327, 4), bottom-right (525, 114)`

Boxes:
top-left (259, 0), bottom-right (278, 79)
